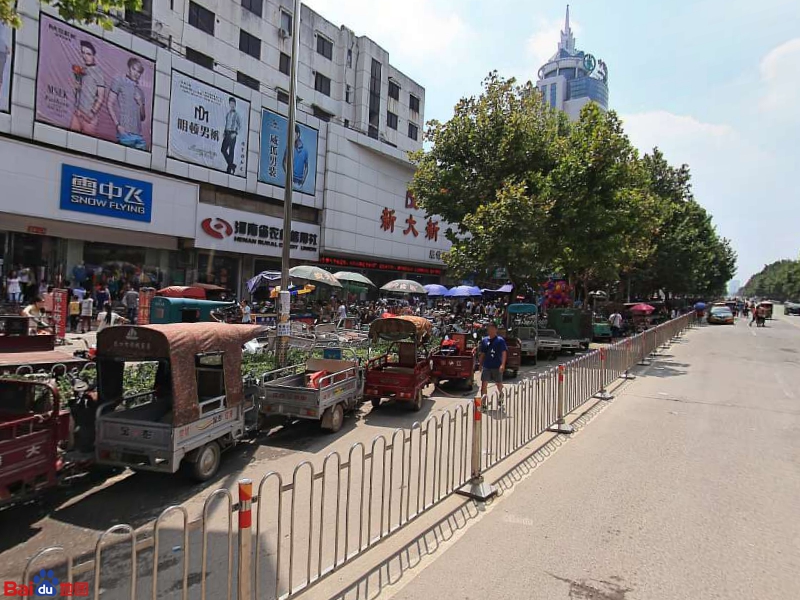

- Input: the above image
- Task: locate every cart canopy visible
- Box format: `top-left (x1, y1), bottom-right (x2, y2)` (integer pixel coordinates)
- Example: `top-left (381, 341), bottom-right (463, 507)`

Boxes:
top-left (96, 323), bottom-right (264, 426)
top-left (369, 316), bottom-right (432, 343)
top-left (507, 303), bottom-right (538, 315)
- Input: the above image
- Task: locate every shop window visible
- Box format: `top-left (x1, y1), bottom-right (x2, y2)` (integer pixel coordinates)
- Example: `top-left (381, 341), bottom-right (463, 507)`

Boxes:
top-left (197, 253), bottom-right (238, 289)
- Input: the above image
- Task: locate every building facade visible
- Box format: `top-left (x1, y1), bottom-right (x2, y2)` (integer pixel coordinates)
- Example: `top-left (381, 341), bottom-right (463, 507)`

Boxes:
top-left (536, 6), bottom-right (609, 121)
top-left (0, 0), bottom-right (446, 298)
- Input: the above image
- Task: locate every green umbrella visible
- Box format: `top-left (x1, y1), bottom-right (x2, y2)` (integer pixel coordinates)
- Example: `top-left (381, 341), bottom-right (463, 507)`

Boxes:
top-left (333, 271), bottom-right (376, 287)
top-left (289, 265), bottom-right (343, 288)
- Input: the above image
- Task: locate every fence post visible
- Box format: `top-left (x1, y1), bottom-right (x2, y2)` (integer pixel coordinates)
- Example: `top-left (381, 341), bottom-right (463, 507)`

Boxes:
top-left (238, 479), bottom-right (253, 600)
top-left (548, 365), bottom-right (574, 434)
top-left (456, 396), bottom-right (496, 501)
top-left (638, 331), bottom-right (651, 366)
top-left (620, 336), bottom-right (636, 380)
top-left (594, 348), bottom-right (614, 401)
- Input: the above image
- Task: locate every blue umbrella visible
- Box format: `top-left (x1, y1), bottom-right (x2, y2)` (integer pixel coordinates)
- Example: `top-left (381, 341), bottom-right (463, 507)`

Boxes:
top-left (447, 285), bottom-right (483, 298)
top-left (694, 302), bottom-right (707, 310)
top-left (424, 284), bottom-right (449, 297)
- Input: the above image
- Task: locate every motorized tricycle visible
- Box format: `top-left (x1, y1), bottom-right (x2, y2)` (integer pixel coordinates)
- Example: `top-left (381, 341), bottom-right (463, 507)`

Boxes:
top-left (430, 332), bottom-right (477, 390)
top-left (505, 304), bottom-right (539, 365)
top-left (93, 323), bottom-right (264, 481)
top-left (365, 316), bottom-right (432, 411)
top-left (546, 308), bottom-right (593, 352)
top-left (0, 315), bottom-right (86, 375)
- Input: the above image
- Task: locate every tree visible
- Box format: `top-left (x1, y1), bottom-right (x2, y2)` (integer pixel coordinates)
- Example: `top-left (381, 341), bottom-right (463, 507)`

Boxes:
top-left (0, 0), bottom-right (141, 28)
top-left (409, 72), bottom-right (568, 289)
top-left (741, 259), bottom-right (800, 301)
top-left (547, 103), bottom-right (660, 299)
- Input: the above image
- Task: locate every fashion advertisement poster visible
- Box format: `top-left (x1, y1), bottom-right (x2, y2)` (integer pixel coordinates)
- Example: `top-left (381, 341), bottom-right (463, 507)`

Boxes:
top-left (168, 71), bottom-right (250, 177)
top-left (0, 22), bottom-right (12, 112)
top-left (35, 14), bottom-right (155, 150)
top-left (258, 109), bottom-right (318, 195)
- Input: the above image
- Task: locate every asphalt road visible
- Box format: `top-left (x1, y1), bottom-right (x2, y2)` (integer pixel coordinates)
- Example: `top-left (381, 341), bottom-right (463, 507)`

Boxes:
top-left (0, 340), bottom-right (596, 595)
top-left (381, 310), bottom-right (800, 600)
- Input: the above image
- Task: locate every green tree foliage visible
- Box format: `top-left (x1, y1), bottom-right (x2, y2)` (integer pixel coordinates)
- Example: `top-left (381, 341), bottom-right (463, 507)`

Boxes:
top-left (0, 0), bottom-right (140, 28)
top-left (410, 72), bottom-right (737, 299)
top-left (741, 259), bottom-right (800, 301)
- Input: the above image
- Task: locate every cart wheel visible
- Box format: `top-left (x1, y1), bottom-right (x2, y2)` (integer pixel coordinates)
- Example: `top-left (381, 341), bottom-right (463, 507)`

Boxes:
top-left (464, 374), bottom-right (475, 390)
top-left (371, 397), bottom-right (382, 409)
top-left (190, 442), bottom-right (221, 482)
top-left (411, 389), bottom-right (424, 412)
top-left (322, 404), bottom-right (345, 433)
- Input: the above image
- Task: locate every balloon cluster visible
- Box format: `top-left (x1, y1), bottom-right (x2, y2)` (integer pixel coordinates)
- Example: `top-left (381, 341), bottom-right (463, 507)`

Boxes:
top-left (542, 279), bottom-right (573, 308)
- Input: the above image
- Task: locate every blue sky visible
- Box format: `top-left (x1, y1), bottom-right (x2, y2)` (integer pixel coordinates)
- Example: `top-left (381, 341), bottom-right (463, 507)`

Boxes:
top-left (306, 0), bottom-right (800, 283)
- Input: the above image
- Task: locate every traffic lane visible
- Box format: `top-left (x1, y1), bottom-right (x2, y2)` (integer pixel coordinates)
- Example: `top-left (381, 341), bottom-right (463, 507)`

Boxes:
top-left (0, 348), bottom-right (591, 580)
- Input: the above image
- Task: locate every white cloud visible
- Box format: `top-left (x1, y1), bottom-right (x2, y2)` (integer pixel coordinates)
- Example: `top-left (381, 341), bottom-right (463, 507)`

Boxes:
top-left (759, 38), bottom-right (800, 113)
top-left (304, 0), bottom-right (473, 71)
top-left (623, 111), bottom-right (736, 153)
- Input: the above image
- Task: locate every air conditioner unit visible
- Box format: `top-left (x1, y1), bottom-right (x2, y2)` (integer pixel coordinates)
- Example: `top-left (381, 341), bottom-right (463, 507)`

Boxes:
top-left (279, 28), bottom-right (290, 39)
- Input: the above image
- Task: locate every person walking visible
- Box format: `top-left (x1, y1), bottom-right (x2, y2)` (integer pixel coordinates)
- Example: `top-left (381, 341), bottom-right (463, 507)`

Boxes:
top-left (240, 299), bottom-right (252, 324)
top-left (749, 303), bottom-right (758, 327)
top-left (5, 270), bottom-right (21, 304)
top-left (609, 310), bottom-right (623, 338)
top-left (337, 301), bottom-right (347, 321)
top-left (478, 322), bottom-right (508, 407)
top-left (80, 295), bottom-right (94, 334)
top-left (69, 295), bottom-right (81, 332)
top-left (121, 285), bottom-right (139, 324)
top-left (96, 302), bottom-right (127, 332)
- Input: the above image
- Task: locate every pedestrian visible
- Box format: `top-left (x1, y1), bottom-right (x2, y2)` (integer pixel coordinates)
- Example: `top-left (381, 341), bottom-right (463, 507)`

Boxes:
top-left (5, 270), bottom-right (21, 304)
top-left (749, 304), bottom-right (758, 327)
top-left (69, 295), bottom-right (81, 332)
top-left (240, 299), bottom-right (252, 324)
top-left (121, 285), bottom-right (139, 324)
top-left (609, 310), bottom-right (623, 338)
top-left (80, 295), bottom-right (94, 334)
top-left (22, 296), bottom-right (47, 334)
top-left (96, 301), bottom-right (127, 332)
top-left (478, 322), bottom-right (508, 407)
top-left (337, 301), bottom-right (347, 321)
top-left (95, 284), bottom-right (109, 308)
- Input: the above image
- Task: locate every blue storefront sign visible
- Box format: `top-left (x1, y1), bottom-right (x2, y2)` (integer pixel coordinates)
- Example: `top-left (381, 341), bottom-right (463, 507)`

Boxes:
top-left (59, 164), bottom-right (153, 223)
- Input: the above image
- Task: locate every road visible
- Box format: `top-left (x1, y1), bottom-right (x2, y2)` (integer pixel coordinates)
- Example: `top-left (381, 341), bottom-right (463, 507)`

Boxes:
top-left (378, 309), bottom-right (800, 600)
top-left (0, 339), bottom-right (592, 593)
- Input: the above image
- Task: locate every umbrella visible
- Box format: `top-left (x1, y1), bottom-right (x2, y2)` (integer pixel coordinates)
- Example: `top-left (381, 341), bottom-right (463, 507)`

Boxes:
top-left (482, 284), bottom-right (513, 294)
top-left (424, 284), bottom-right (449, 297)
top-left (694, 302), bottom-right (707, 310)
top-left (447, 285), bottom-right (483, 298)
top-left (246, 270), bottom-right (282, 294)
top-left (333, 271), bottom-right (376, 287)
top-left (381, 279), bottom-right (427, 294)
top-left (289, 265), bottom-right (342, 288)
top-left (630, 303), bottom-right (655, 314)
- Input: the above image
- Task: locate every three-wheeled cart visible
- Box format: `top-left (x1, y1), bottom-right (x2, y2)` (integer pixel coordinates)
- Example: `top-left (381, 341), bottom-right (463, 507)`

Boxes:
top-left (259, 355), bottom-right (364, 433)
top-left (546, 308), bottom-right (593, 352)
top-left (430, 332), bottom-right (477, 389)
top-left (365, 316), bottom-right (432, 411)
top-left (505, 304), bottom-right (539, 365)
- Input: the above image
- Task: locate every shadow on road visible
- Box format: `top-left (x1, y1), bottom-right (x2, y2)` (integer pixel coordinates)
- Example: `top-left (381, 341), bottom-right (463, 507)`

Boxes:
top-left (645, 359), bottom-right (689, 379)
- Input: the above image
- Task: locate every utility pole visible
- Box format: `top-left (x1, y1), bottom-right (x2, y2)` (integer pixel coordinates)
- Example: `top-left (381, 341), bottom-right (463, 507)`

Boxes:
top-left (277, 0), bottom-right (302, 368)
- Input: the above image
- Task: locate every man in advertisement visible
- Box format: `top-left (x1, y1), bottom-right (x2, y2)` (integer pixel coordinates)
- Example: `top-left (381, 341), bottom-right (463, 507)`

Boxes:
top-left (108, 57), bottom-right (148, 150)
top-left (221, 97), bottom-right (243, 174)
top-left (283, 124), bottom-right (309, 187)
top-left (70, 40), bottom-right (106, 136)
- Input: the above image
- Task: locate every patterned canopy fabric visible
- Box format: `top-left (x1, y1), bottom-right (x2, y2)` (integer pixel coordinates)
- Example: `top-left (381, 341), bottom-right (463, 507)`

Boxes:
top-left (380, 279), bottom-right (427, 294)
top-left (289, 266), bottom-right (343, 288)
top-left (369, 316), bottom-right (432, 343)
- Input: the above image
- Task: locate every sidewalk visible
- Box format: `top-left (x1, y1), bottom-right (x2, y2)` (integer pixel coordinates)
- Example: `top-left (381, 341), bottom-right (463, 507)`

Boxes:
top-left (378, 320), bottom-right (800, 600)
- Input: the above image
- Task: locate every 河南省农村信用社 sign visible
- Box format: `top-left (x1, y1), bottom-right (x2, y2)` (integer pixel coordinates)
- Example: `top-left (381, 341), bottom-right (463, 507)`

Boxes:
top-left (59, 164), bottom-right (153, 223)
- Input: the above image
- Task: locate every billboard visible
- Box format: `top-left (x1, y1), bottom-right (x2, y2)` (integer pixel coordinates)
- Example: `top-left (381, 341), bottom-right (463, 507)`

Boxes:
top-left (35, 14), bottom-right (155, 150)
top-left (259, 109), bottom-right (318, 195)
top-left (59, 164), bottom-right (153, 223)
top-left (168, 71), bottom-right (251, 177)
top-left (0, 22), bottom-right (11, 113)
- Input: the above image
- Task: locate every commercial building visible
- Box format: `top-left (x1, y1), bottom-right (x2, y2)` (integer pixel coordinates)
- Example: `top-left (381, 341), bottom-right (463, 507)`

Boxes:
top-left (536, 6), bottom-right (609, 121)
top-left (0, 1), bottom-right (447, 298)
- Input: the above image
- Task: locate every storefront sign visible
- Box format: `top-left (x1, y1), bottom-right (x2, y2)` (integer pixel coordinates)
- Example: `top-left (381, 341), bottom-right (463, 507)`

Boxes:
top-left (258, 109), bottom-right (318, 195)
top-left (319, 256), bottom-right (442, 277)
top-left (0, 22), bottom-right (12, 113)
top-left (168, 72), bottom-right (250, 177)
top-left (195, 204), bottom-right (319, 261)
top-left (26, 226), bottom-right (47, 235)
top-left (52, 288), bottom-right (69, 339)
top-left (35, 14), bottom-right (155, 151)
top-left (380, 207), bottom-right (440, 242)
top-left (59, 164), bottom-right (153, 222)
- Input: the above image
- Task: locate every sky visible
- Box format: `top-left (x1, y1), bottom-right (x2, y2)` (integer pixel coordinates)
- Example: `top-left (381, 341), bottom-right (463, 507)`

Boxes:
top-left (306, 0), bottom-right (800, 283)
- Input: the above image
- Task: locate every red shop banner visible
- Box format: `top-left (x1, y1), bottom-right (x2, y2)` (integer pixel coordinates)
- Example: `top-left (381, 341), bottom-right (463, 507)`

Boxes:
top-left (318, 256), bottom-right (443, 277)
top-left (138, 287), bottom-right (156, 325)
top-left (52, 288), bottom-right (69, 339)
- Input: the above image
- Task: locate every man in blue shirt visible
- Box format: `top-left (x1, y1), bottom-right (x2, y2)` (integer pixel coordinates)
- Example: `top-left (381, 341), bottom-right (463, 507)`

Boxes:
top-left (284, 124), bottom-right (309, 189)
top-left (479, 322), bottom-right (508, 404)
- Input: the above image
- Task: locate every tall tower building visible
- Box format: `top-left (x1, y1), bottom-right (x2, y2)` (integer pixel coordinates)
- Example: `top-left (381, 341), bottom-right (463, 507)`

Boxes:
top-left (536, 6), bottom-right (609, 121)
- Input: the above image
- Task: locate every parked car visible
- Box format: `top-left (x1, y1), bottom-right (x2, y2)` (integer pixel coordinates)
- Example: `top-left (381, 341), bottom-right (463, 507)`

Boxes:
top-left (707, 306), bottom-right (734, 325)
top-left (784, 302), bottom-right (800, 316)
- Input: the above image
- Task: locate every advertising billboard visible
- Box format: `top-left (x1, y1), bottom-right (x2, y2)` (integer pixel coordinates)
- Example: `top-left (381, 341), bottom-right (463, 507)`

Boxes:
top-left (59, 164), bottom-right (153, 223)
top-left (168, 71), bottom-right (251, 177)
top-left (0, 22), bottom-right (12, 113)
top-left (35, 14), bottom-right (155, 150)
top-left (258, 109), bottom-right (318, 195)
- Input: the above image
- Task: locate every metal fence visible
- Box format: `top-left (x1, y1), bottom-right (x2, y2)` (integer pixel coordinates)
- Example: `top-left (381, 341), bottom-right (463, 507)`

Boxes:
top-left (14, 313), bottom-right (694, 600)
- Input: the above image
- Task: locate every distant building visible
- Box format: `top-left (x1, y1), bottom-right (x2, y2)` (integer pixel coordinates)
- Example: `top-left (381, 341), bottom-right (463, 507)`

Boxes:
top-left (536, 6), bottom-right (609, 121)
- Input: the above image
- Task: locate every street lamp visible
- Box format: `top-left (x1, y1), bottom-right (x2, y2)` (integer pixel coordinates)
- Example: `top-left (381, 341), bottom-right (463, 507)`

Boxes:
top-left (277, 0), bottom-right (302, 368)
